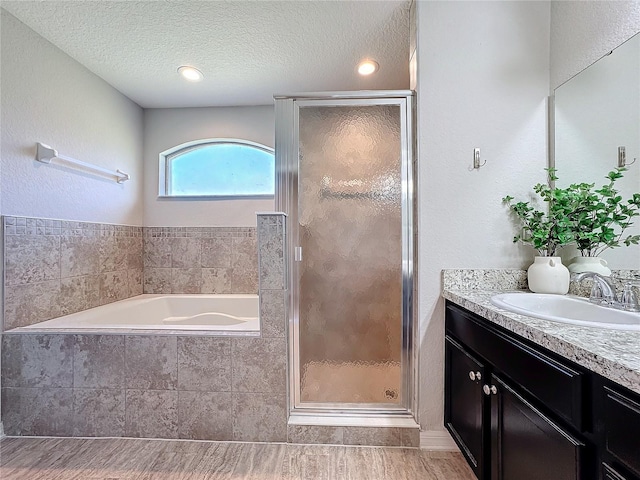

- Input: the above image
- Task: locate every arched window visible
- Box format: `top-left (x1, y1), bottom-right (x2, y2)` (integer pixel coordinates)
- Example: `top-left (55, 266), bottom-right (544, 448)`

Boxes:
top-left (158, 138), bottom-right (275, 197)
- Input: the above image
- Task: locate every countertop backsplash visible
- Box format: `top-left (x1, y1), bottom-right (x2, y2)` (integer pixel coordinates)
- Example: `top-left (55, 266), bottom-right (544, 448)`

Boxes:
top-left (442, 269), bottom-right (528, 291)
top-left (443, 268), bottom-right (640, 298)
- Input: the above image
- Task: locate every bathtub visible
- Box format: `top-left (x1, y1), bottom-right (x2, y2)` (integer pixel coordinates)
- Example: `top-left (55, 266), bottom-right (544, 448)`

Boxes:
top-left (16, 294), bottom-right (260, 333)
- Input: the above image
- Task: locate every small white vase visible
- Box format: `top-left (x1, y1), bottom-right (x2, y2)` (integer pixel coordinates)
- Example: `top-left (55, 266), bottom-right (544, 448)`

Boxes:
top-left (566, 256), bottom-right (611, 276)
top-left (527, 256), bottom-right (570, 294)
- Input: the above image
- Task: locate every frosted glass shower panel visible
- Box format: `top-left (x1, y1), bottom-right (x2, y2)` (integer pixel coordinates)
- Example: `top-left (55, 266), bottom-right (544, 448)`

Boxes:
top-left (298, 105), bottom-right (403, 405)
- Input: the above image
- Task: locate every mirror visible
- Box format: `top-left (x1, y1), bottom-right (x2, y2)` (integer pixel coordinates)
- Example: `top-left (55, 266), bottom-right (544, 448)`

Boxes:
top-left (554, 32), bottom-right (640, 269)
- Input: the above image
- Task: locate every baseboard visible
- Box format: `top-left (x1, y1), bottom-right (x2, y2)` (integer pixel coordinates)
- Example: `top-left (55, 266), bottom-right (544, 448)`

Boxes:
top-left (0, 422), bottom-right (5, 439)
top-left (419, 430), bottom-right (459, 451)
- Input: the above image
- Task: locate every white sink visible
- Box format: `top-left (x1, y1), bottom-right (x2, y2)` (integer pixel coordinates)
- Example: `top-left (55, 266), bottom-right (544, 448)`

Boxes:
top-left (490, 293), bottom-right (640, 331)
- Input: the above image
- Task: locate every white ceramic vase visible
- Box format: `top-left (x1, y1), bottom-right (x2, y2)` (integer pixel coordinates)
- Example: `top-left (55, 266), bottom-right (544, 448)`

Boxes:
top-left (566, 256), bottom-right (611, 276)
top-left (527, 256), bottom-right (570, 294)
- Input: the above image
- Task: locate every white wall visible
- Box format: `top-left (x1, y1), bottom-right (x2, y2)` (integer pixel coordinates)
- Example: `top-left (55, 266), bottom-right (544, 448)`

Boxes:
top-left (0, 10), bottom-right (144, 225)
top-left (143, 106), bottom-right (275, 227)
top-left (416, 1), bottom-right (551, 431)
top-left (550, 1), bottom-right (640, 89)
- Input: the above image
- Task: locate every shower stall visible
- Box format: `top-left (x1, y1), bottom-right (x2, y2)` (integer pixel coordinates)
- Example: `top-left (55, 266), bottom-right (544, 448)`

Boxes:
top-left (275, 91), bottom-right (416, 419)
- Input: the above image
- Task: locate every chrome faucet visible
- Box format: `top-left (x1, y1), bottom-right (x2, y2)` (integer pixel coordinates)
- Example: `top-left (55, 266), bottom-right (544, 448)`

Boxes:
top-left (572, 272), bottom-right (640, 312)
top-left (572, 272), bottom-right (619, 306)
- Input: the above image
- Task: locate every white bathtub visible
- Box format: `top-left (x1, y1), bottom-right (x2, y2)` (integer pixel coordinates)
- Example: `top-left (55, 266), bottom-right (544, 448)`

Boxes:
top-left (18, 294), bottom-right (260, 333)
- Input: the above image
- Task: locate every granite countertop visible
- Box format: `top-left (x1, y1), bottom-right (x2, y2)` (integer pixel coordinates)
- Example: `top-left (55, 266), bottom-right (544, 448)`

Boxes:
top-left (442, 288), bottom-right (640, 396)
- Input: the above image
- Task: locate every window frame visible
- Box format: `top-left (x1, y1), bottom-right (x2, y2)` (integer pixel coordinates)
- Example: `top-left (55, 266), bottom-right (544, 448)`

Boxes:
top-left (158, 137), bottom-right (275, 198)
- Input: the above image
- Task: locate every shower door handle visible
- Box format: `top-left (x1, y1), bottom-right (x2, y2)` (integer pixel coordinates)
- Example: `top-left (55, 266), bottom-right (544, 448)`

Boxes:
top-left (295, 246), bottom-right (303, 262)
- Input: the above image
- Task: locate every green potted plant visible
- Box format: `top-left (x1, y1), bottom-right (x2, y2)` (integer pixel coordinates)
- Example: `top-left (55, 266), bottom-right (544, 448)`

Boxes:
top-left (503, 168), bottom-right (574, 294)
top-left (563, 167), bottom-right (640, 275)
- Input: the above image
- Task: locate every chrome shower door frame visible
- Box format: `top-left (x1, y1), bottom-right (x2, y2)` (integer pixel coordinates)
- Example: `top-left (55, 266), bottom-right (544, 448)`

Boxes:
top-left (275, 91), bottom-right (416, 417)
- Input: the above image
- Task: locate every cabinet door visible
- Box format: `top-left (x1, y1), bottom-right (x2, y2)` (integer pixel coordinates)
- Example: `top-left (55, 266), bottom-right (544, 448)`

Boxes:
top-left (445, 336), bottom-right (486, 479)
top-left (490, 374), bottom-right (585, 480)
top-left (603, 387), bottom-right (640, 478)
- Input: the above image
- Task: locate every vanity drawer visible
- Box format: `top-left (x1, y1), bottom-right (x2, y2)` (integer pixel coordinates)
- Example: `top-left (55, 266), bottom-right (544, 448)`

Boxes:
top-left (446, 303), bottom-right (585, 431)
top-left (604, 386), bottom-right (640, 478)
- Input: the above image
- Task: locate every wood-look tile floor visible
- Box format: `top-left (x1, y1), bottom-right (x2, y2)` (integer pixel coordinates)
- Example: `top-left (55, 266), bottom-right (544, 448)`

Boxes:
top-left (0, 437), bottom-right (475, 480)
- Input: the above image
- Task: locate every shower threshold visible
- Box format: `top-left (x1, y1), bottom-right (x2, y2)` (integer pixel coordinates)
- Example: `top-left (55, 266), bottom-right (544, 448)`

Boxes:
top-left (288, 413), bottom-right (419, 429)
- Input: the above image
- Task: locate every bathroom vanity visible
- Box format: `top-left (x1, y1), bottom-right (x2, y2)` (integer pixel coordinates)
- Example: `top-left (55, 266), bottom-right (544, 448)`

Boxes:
top-left (443, 290), bottom-right (640, 480)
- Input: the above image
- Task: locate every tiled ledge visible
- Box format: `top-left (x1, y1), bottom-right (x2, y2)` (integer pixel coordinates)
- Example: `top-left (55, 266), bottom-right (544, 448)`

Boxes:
top-left (3, 327), bottom-right (261, 337)
top-left (144, 226), bottom-right (255, 238)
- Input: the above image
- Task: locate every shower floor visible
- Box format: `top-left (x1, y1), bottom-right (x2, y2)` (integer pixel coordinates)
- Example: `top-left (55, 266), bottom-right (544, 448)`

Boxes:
top-left (0, 437), bottom-right (475, 480)
top-left (301, 361), bottom-right (402, 403)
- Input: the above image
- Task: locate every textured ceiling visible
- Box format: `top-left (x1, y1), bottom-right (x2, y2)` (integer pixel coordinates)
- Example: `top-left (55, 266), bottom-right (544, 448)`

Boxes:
top-left (2, 1), bottom-right (411, 108)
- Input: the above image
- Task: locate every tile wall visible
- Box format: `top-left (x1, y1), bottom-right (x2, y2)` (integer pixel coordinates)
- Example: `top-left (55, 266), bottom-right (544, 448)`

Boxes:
top-left (0, 332), bottom-right (287, 440)
top-left (143, 227), bottom-right (257, 295)
top-left (3, 216), bottom-right (143, 330)
top-left (2, 218), bottom-right (260, 331)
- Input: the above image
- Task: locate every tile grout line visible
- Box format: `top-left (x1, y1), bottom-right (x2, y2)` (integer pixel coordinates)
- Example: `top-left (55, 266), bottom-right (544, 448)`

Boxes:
top-left (124, 334), bottom-right (128, 437)
top-left (71, 333), bottom-right (77, 437)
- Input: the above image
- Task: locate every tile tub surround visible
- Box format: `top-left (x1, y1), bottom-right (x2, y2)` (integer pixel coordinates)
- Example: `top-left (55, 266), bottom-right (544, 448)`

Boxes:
top-left (0, 329), bottom-right (418, 444)
top-left (0, 334), bottom-right (286, 440)
top-left (0, 214), bottom-right (288, 442)
top-left (0, 213), bottom-right (418, 446)
top-left (442, 289), bottom-right (640, 396)
top-left (143, 226), bottom-right (257, 295)
top-left (3, 216), bottom-right (143, 330)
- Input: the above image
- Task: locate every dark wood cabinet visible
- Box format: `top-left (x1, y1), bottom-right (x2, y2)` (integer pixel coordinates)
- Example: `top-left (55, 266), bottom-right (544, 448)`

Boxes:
top-left (603, 387), bottom-right (640, 478)
top-left (445, 336), bottom-right (487, 479)
top-left (445, 301), bottom-right (640, 480)
top-left (490, 374), bottom-right (585, 480)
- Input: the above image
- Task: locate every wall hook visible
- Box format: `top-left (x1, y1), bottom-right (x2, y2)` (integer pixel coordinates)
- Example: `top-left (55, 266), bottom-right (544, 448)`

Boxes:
top-left (618, 146), bottom-right (637, 167)
top-left (472, 148), bottom-right (487, 169)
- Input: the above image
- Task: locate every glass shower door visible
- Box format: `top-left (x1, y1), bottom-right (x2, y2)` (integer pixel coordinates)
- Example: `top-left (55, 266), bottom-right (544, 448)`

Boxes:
top-left (291, 97), bottom-right (411, 410)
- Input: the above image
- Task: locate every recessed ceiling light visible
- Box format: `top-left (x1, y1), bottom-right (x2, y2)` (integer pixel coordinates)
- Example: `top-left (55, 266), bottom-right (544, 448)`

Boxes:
top-left (357, 59), bottom-right (379, 76)
top-left (177, 66), bottom-right (204, 82)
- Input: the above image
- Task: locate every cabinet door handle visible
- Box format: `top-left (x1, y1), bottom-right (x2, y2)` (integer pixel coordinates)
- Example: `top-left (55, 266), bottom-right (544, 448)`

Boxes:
top-left (468, 371), bottom-right (482, 381)
top-left (483, 384), bottom-right (497, 395)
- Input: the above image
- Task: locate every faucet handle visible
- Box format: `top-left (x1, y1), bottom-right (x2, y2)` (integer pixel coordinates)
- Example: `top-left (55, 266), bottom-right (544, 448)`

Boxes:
top-left (620, 283), bottom-right (640, 312)
top-left (589, 282), bottom-right (605, 304)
